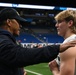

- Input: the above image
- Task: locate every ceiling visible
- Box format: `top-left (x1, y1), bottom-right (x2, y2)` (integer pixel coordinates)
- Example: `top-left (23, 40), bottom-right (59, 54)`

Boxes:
top-left (1, 0), bottom-right (76, 8)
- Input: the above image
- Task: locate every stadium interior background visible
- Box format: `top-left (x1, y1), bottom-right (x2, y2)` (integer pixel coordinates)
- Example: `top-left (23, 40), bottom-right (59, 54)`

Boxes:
top-left (0, 1), bottom-right (76, 48)
top-left (0, 1), bottom-right (76, 75)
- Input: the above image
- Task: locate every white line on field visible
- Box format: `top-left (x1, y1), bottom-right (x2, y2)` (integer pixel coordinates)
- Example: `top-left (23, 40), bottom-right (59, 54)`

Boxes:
top-left (25, 69), bottom-right (43, 75)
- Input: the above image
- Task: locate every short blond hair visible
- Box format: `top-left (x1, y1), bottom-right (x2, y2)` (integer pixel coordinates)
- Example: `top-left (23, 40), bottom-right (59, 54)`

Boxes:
top-left (55, 10), bottom-right (76, 33)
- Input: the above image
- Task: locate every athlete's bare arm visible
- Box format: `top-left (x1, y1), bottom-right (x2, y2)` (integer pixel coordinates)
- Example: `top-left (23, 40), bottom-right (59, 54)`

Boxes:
top-left (60, 46), bottom-right (76, 75)
top-left (49, 46), bottom-right (76, 75)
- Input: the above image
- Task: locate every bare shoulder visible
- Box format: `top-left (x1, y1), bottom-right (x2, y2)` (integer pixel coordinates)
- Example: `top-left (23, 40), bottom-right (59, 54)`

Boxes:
top-left (60, 46), bottom-right (76, 59)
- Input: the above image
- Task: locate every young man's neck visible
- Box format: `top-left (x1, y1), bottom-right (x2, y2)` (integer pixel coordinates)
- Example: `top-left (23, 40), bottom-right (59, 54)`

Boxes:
top-left (64, 33), bottom-right (75, 39)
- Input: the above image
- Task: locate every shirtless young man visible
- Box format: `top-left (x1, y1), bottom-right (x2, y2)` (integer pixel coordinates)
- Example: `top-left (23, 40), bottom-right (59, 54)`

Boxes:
top-left (49, 10), bottom-right (76, 75)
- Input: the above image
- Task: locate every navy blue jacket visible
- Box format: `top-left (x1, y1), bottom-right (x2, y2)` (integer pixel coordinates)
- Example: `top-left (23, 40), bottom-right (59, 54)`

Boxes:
top-left (0, 29), bottom-right (59, 75)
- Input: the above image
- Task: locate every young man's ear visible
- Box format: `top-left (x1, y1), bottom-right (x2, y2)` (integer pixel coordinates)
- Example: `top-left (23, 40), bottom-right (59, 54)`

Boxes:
top-left (68, 20), bottom-right (73, 27)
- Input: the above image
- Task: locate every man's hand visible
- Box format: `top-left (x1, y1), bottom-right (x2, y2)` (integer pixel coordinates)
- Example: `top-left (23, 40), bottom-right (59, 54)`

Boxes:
top-left (60, 40), bottom-right (76, 52)
top-left (48, 60), bottom-right (59, 75)
top-left (49, 60), bottom-right (58, 71)
top-left (24, 70), bottom-right (27, 75)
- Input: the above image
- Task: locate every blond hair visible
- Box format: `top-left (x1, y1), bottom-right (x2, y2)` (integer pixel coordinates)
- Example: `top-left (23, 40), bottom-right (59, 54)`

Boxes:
top-left (55, 10), bottom-right (76, 33)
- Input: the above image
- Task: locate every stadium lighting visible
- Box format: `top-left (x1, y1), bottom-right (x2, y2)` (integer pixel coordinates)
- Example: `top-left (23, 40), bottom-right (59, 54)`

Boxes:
top-left (0, 3), bottom-right (12, 7)
top-left (18, 4), bottom-right (55, 10)
top-left (0, 2), bottom-right (55, 10)
top-left (0, 2), bottom-right (76, 10)
top-left (67, 7), bottom-right (76, 10)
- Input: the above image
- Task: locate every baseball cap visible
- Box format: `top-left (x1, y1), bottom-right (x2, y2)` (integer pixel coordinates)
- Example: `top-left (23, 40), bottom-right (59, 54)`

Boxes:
top-left (0, 8), bottom-right (27, 22)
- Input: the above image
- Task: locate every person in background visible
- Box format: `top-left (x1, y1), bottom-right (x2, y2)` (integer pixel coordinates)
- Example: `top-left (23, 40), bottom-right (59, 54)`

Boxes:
top-left (0, 8), bottom-right (76, 75)
top-left (49, 10), bottom-right (76, 75)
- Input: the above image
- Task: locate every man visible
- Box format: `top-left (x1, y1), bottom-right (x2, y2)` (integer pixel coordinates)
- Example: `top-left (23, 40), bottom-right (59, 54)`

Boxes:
top-left (49, 10), bottom-right (76, 75)
top-left (0, 8), bottom-right (76, 75)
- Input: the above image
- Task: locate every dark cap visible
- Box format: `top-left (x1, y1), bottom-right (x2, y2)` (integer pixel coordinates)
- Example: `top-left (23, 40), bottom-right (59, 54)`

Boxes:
top-left (0, 8), bottom-right (27, 22)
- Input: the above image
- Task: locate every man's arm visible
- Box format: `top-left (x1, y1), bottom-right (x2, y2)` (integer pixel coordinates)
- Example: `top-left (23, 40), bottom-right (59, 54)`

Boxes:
top-left (0, 40), bottom-right (76, 67)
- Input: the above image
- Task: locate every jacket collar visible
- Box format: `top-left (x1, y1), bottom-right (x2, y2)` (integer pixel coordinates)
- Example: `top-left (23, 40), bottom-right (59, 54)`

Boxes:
top-left (0, 28), bottom-right (16, 43)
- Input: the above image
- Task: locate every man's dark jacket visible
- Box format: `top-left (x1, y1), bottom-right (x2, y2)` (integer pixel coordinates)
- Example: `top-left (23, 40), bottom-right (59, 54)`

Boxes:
top-left (0, 29), bottom-right (59, 75)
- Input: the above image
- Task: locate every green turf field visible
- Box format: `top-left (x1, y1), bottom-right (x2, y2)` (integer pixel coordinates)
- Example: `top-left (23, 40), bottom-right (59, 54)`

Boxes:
top-left (25, 63), bottom-right (53, 75)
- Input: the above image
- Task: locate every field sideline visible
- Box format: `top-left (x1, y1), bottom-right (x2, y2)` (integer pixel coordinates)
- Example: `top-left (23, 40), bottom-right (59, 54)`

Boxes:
top-left (25, 63), bottom-right (53, 75)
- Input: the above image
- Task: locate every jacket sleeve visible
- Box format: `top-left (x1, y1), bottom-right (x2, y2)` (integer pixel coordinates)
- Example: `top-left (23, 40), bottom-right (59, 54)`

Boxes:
top-left (0, 40), bottom-right (59, 67)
